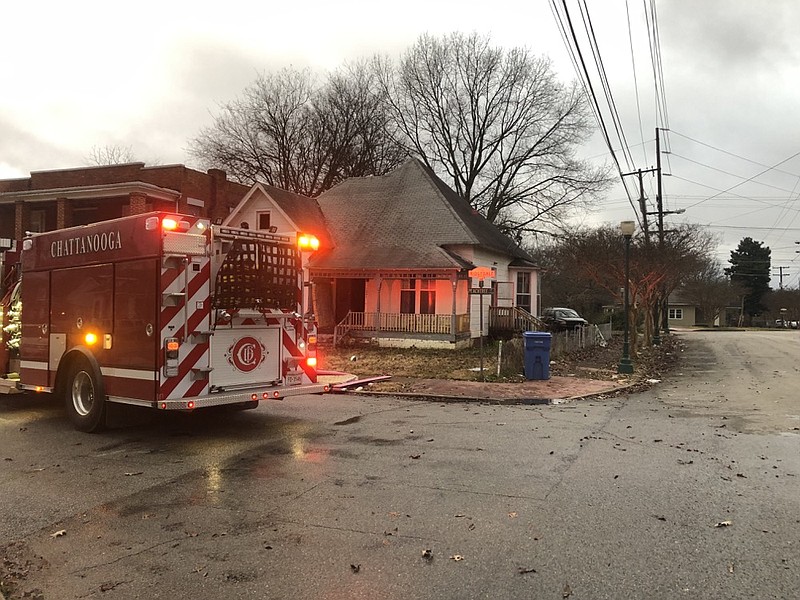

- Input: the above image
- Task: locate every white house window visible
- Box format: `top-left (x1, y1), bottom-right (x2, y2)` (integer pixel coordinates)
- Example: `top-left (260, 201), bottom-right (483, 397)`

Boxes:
top-left (400, 279), bottom-right (436, 314)
top-left (669, 308), bottom-right (683, 320)
top-left (257, 211), bottom-right (271, 230)
top-left (516, 272), bottom-right (531, 313)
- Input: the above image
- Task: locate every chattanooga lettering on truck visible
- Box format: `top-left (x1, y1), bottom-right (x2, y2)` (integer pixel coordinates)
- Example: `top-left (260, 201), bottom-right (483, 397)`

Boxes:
top-left (50, 231), bottom-right (123, 258)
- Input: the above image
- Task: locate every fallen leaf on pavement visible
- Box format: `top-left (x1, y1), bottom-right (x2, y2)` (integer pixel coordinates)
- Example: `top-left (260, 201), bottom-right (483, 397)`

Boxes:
top-left (508, 512), bottom-right (518, 518)
top-left (728, 563), bottom-right (735, 574)
top-left (350, 564), bottom-right (360, 573)
top-left (517, 566), bottom-right (537, 574)
top-left (563, 583), bottom-right (573, 598)
top-left (125, 471), bottom-right (143, 476)
top-left (409, 454), bottom-right (421, 459)
top-left (422, 549), bottom-right (433, 561)
top-left (50, 529), bottom-right (66, 538)
top-left (714, 520), bottom-right (733, 528)
top-left (450, 554), bottom-right (464, 561)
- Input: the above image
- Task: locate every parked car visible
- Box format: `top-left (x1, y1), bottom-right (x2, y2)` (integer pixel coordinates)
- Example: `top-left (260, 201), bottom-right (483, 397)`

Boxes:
top-left (541, 307), bottom-right (588, 331)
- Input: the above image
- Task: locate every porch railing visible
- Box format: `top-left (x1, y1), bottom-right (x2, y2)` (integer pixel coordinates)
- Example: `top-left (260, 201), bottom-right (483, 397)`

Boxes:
top-left (489, 306), bottom-right (547, 333)
top-left (334, 311), bottom-right (470, 346)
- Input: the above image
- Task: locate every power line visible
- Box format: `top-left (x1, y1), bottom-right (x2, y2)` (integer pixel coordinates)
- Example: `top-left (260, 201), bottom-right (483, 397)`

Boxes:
top-left (670, 129), bottom-right (800, 179)
top-left (683, 149), bottom-right (800, 210)
top-left (670, 152), bottom-right (800, 196)
top-left (625, 0), bottom-right (648, 166)
top-left (549, 0), bottom-right (639, 219)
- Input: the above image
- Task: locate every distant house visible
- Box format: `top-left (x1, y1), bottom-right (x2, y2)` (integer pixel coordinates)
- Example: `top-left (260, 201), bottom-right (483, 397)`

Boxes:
top-left (227, 158), bottom-right (540, 349)
top-left (665, 293), bottom-right (697, 328)
top-left (666, 292), bottom-right (741, 328)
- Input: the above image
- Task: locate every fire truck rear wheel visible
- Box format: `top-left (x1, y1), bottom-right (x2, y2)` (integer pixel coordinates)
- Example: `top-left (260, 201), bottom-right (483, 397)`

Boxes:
top-left (65, 356), bottom-right (107, 432)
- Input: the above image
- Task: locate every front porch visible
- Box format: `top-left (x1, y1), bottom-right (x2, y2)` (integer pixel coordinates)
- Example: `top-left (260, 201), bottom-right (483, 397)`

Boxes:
top-left (334, 311), bottom-right (472, 349)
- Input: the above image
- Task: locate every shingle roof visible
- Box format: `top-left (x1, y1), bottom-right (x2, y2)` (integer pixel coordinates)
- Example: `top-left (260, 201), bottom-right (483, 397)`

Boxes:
top-left (309, 158), bottom-right (536, 271)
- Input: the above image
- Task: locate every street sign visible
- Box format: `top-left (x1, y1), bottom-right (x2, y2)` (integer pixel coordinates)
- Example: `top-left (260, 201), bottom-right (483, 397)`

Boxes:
top-left (468, 266), bottom-right (496, 280)
top-left (469, 287), bottom-right (492, 295)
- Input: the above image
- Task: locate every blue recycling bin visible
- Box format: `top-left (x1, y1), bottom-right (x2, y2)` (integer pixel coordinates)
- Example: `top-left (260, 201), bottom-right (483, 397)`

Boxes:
top-left (523, 331), bottom-right (551, 380)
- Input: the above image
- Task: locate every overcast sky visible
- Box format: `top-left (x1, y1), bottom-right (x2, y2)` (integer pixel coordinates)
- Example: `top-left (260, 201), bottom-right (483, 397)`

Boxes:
top-left (3, 1), bottom-right (800, 287)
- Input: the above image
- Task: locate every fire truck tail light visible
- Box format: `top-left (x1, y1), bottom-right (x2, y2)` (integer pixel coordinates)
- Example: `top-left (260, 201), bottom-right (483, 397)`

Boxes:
top-left (297, 233), bottom-right (320, 251)
top-left (84, 332), bottom-right (98, 345)
top-left (160, 218), bottom-right (191, 232)
top-left (273, 391), bottom-right (280, 398)
top-left (262, 392), bottom-right (269, 400)
top-left (164, 337), bottom-right (180, 377)
top-left (187, 401), bottom-right (195, 409)
top-left (306, 356), bottom-right (318, 368)
top-left (251, 393), bottom-right (258, 401)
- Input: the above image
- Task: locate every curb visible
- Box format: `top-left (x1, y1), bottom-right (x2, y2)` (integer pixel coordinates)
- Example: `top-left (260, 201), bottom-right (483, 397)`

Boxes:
top-left (341, 381), bottom-right (638, 405)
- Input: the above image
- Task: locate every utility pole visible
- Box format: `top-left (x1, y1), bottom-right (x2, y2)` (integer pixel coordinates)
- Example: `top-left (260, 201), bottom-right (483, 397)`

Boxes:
top-left (773, 266), bottom-right (790, 289)
top-left (621, 167), bottom-right (658, 240)
top-left (647, 128), bottom-right (684, 343)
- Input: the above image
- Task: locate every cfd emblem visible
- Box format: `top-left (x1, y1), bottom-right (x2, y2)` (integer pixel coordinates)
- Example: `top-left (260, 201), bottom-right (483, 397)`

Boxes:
top-left (226, 336), bottom-right (266, 372)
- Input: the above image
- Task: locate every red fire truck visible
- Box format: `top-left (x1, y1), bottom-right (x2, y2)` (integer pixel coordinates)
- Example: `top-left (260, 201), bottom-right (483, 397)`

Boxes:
top-left (3, 211), bottom-right (329, 431)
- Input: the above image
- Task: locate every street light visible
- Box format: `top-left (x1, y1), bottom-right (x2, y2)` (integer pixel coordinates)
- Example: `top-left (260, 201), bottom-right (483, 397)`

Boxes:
top-left (618, 220), bottom-right (636, 375)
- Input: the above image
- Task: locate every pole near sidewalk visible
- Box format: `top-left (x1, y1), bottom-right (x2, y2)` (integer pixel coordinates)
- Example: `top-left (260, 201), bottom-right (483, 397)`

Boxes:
top-left (469, 266), bottom-right (496, 383)
top-left (618, 221), bottom-right (635, 375)
top-left (479, 279), bottom-right (484, 381)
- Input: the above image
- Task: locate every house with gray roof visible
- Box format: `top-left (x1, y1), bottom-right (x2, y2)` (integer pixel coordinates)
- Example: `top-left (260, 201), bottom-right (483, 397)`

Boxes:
top-left (227, 158), bottom-right (541, 349)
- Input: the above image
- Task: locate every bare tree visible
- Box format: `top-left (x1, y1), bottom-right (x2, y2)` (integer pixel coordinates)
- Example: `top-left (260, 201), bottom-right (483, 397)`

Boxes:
top-left (86, 144), bottom-right (137, 166)
top-left (374, 32), bottom-right (612, 239)
top-left (190, 65), bottom-right (405, 196)
top-left (553, 222), bottom-right (716, 350)
top-left (682, 261), bottom-right (743, 326)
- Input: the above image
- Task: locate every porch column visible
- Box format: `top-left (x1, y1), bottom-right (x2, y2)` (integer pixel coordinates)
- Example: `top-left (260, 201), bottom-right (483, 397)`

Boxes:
top-left (451, 276), bottom-right (458, 340)
top-left (56, 197), bottom-right (71, 229)
top-left (376, 278), bottom-right (383, 332)
top-left (14, 200), bottom-right (28, 240)
top-left (129, 192), bottom-right (148, 215)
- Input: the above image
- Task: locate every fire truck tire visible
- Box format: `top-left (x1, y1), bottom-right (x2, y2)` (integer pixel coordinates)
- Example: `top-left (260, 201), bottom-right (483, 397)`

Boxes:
top-left (65, 355), bottom-right (107, 433)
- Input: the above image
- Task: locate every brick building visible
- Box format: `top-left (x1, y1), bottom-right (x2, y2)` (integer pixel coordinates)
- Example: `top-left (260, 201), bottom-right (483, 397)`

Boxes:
top-left (0, 163), bottom-right (249, 244)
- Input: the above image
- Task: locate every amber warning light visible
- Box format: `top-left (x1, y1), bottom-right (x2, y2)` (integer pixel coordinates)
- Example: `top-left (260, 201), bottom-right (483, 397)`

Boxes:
top-left (297, 234), bottom-right (320, 251)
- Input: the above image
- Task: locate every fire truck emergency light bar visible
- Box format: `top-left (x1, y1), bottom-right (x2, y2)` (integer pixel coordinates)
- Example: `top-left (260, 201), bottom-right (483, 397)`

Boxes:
top-left (216, 226), bottom-right (291, 243)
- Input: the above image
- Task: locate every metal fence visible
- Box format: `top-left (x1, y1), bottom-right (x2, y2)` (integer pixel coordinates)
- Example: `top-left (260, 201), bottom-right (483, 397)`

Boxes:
top-left (549, 323), bottom-right (612, 358)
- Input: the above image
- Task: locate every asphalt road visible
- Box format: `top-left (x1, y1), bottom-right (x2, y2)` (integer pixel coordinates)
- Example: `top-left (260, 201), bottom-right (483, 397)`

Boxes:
top-left (1, 329), bottom-right (799, 599)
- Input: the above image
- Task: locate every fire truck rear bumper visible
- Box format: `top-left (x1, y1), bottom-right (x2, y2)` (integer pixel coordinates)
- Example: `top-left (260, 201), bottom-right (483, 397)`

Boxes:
top-left (152, 383), bottom-right (331, 411)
